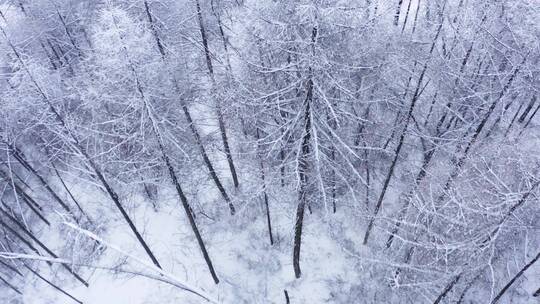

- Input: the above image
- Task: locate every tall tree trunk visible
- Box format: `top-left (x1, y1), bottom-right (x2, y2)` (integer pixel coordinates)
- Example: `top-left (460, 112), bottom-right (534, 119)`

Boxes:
top-left (457, 273), bottom-right (481, 304)
top-left (0, 207), bottom-right (88, 286)
top-left (49, 160), bottom-right (93, 223)
top-left (8, 146), bottom-right (73, 214)
top-left (293, 23), bottom-right (317, 279)
top-left (394, 0), bottom-right (404, 26)
top-left (504, 101), bottom-right (525, 136)
top-left (411, 0), bottom-right (422, 34)
top-left (518, 95), bottom-right (537, 123)
top-left (0, 170), bottom-right (50, 226)
top-left (110, 13), bottom-right (220, 283)
top-left (150, 118), bottom-right (221, 284)
top-left (256, 128), bottom-right (274, 245)
top-left (363, 64), bottom-right (427, 245)
top-left (144, 0), bottom-right (235, 215)
top-left (364, 17), bottom-right (444, 244)
top-left (439, 56), bottom-right (525, 196)
top-left (433, 273), bottom-right (462, 304)
top-left (0, 259), bottom-right (23, 277)
top-left (194, 0), bottom-right (240, 189)
top-left (518, 102), bottom-right (540, 137)
top-left (293, 78), bottom-right (313, 278)
top-left (0, 274), bottom-right (22, 295)
top-left (401, 0), bottom-right (412, 33)
top-left (54, 7), bottom-right (82, 59)
top-left (25, 264), bottom-right (83, 304)
top-left (0, 216), bottom-right (41, 255)
top-left (491, 251), bottom-right (540, 304)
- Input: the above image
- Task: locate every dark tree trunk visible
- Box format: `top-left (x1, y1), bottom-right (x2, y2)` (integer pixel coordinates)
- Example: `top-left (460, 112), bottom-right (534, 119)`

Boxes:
top-left (0, 170), bottom-right (50, 226)
top-left (518, 95), bottom-right (537, 123)
top-left (0, 274), bottom-right (22, 295)
top-left (504, 102), bottom-right (524, 136)
top-left (0, 259), bottom-right (23, 277)
top-left (0, 216), bottom-right (41, 255)
top-left (0, 206), bottom-right (89, 287)
top-left (433, 273), bottom-right (462, 304)
top-left (457, 274), bottom-right (481, 304)
top-left (256, 128), bottom-right (274, 245)
top-left (401, 0), bottom-right (412, 33)
top-left (49, 160), bottom-right (93, 223)
top-left (518, 102), bottom-right (540, 137)
top-left (394, 0), bottom-right (404, 26)
top-left (293, 77), bottom-right (313, 279)
top-left (25, 264), bottom-right (83, 304)
top-left (54, 8), bottom-right (82, 59)
top-left (439, 56), bottom-right (525, 196)
top-left (293, 23), bottom-right (318, 279)
top-left (9, 147), bottom-right (73, 214)
top-left (411, 0), bottom-right (421, 34)
top-left (363, 64), bottom-right (427, 245)
top-left (110, 13), bottom-right (220, 282)
top-left (194, 0), bottom-right (240, 189)
top-left (144, 0), bottom-right (235, 215)
top-left (491, 251), bottom-right (540, 304)
top-left (156, 137), bottom-right (220, 284)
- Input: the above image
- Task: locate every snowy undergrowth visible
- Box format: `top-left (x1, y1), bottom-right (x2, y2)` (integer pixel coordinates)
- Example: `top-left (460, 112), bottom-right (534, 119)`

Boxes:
top-left (15, 181), bottom-right (365, 303)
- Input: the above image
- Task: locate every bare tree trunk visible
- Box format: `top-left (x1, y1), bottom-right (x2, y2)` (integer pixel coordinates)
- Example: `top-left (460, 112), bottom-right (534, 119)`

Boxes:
top-left (433, 273), bottom-right (462, 304)
top-left (49, 160), bottom-right (93, 223)
top-left (144, 0), bottom-right (235, 215)
top-left (0, 259), bottom-right (23, 277)
top-left (179, 98), bottom-right (236, 215)
top-left (330, 146), bottom-right (337, 213)
top-left (518, 95), bottom-right (537, 123)
top-left (25, 264), bottom-right (83, 304)
top-left (411, 0), bottom-right (422, 34)
top-left (0, 207), bottom-right (88, 286)
top-left (210, 0), bottom-right (233, 74)
top-left (485, 92), bottom-right (520, 138)
top-left (363, 64), bottom-right (427, 245)
top-left (401, 0), bottom-right (412, 33)
top-left (256, 128), bottom-right (274, 245)
top-left (491, 251), bottom-right (540, 304)
top-left (194, 0), bottom-right (240, 189)
top-left (385, 144), bottom-right (433, 248)
top-left (54, 7), bottom-right (82, 59)
top-left (8, 146), bottom-right (73, 214)
top-left (364, 17), bottom-right (445, 244)
top-left (279, 147), bottom-right (286, 187)
top-left (152, 124), bottom-right (221, 284)
top-left (293, 77), bottom-right (313, 278)
top-left (518, 102), bottom-right (540, 137)
top-left (0, 216), bottom-right (41, 255)
top-left (0, 170), bottom-right (50, 226)
top-left (109, 13), bottom-right (220, 283)
top-left (0, 274), bottom-right (22, 295)
top-left (394, 0), bottom-right (404, 26)
top-left (439, 56), bottom-right (525, 196)
top-left (293, 23), bottom-right (317, 279)
top-left (504, 102), bottom-right (525, 136)
top-left (457, 274), bottom-right (481, 303)
top-left (284, 290), bottom-right (290, 304)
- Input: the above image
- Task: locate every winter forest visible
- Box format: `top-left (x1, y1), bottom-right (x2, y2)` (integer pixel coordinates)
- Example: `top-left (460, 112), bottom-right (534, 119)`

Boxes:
top-left (0, 0), bottom-right (538, 303)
